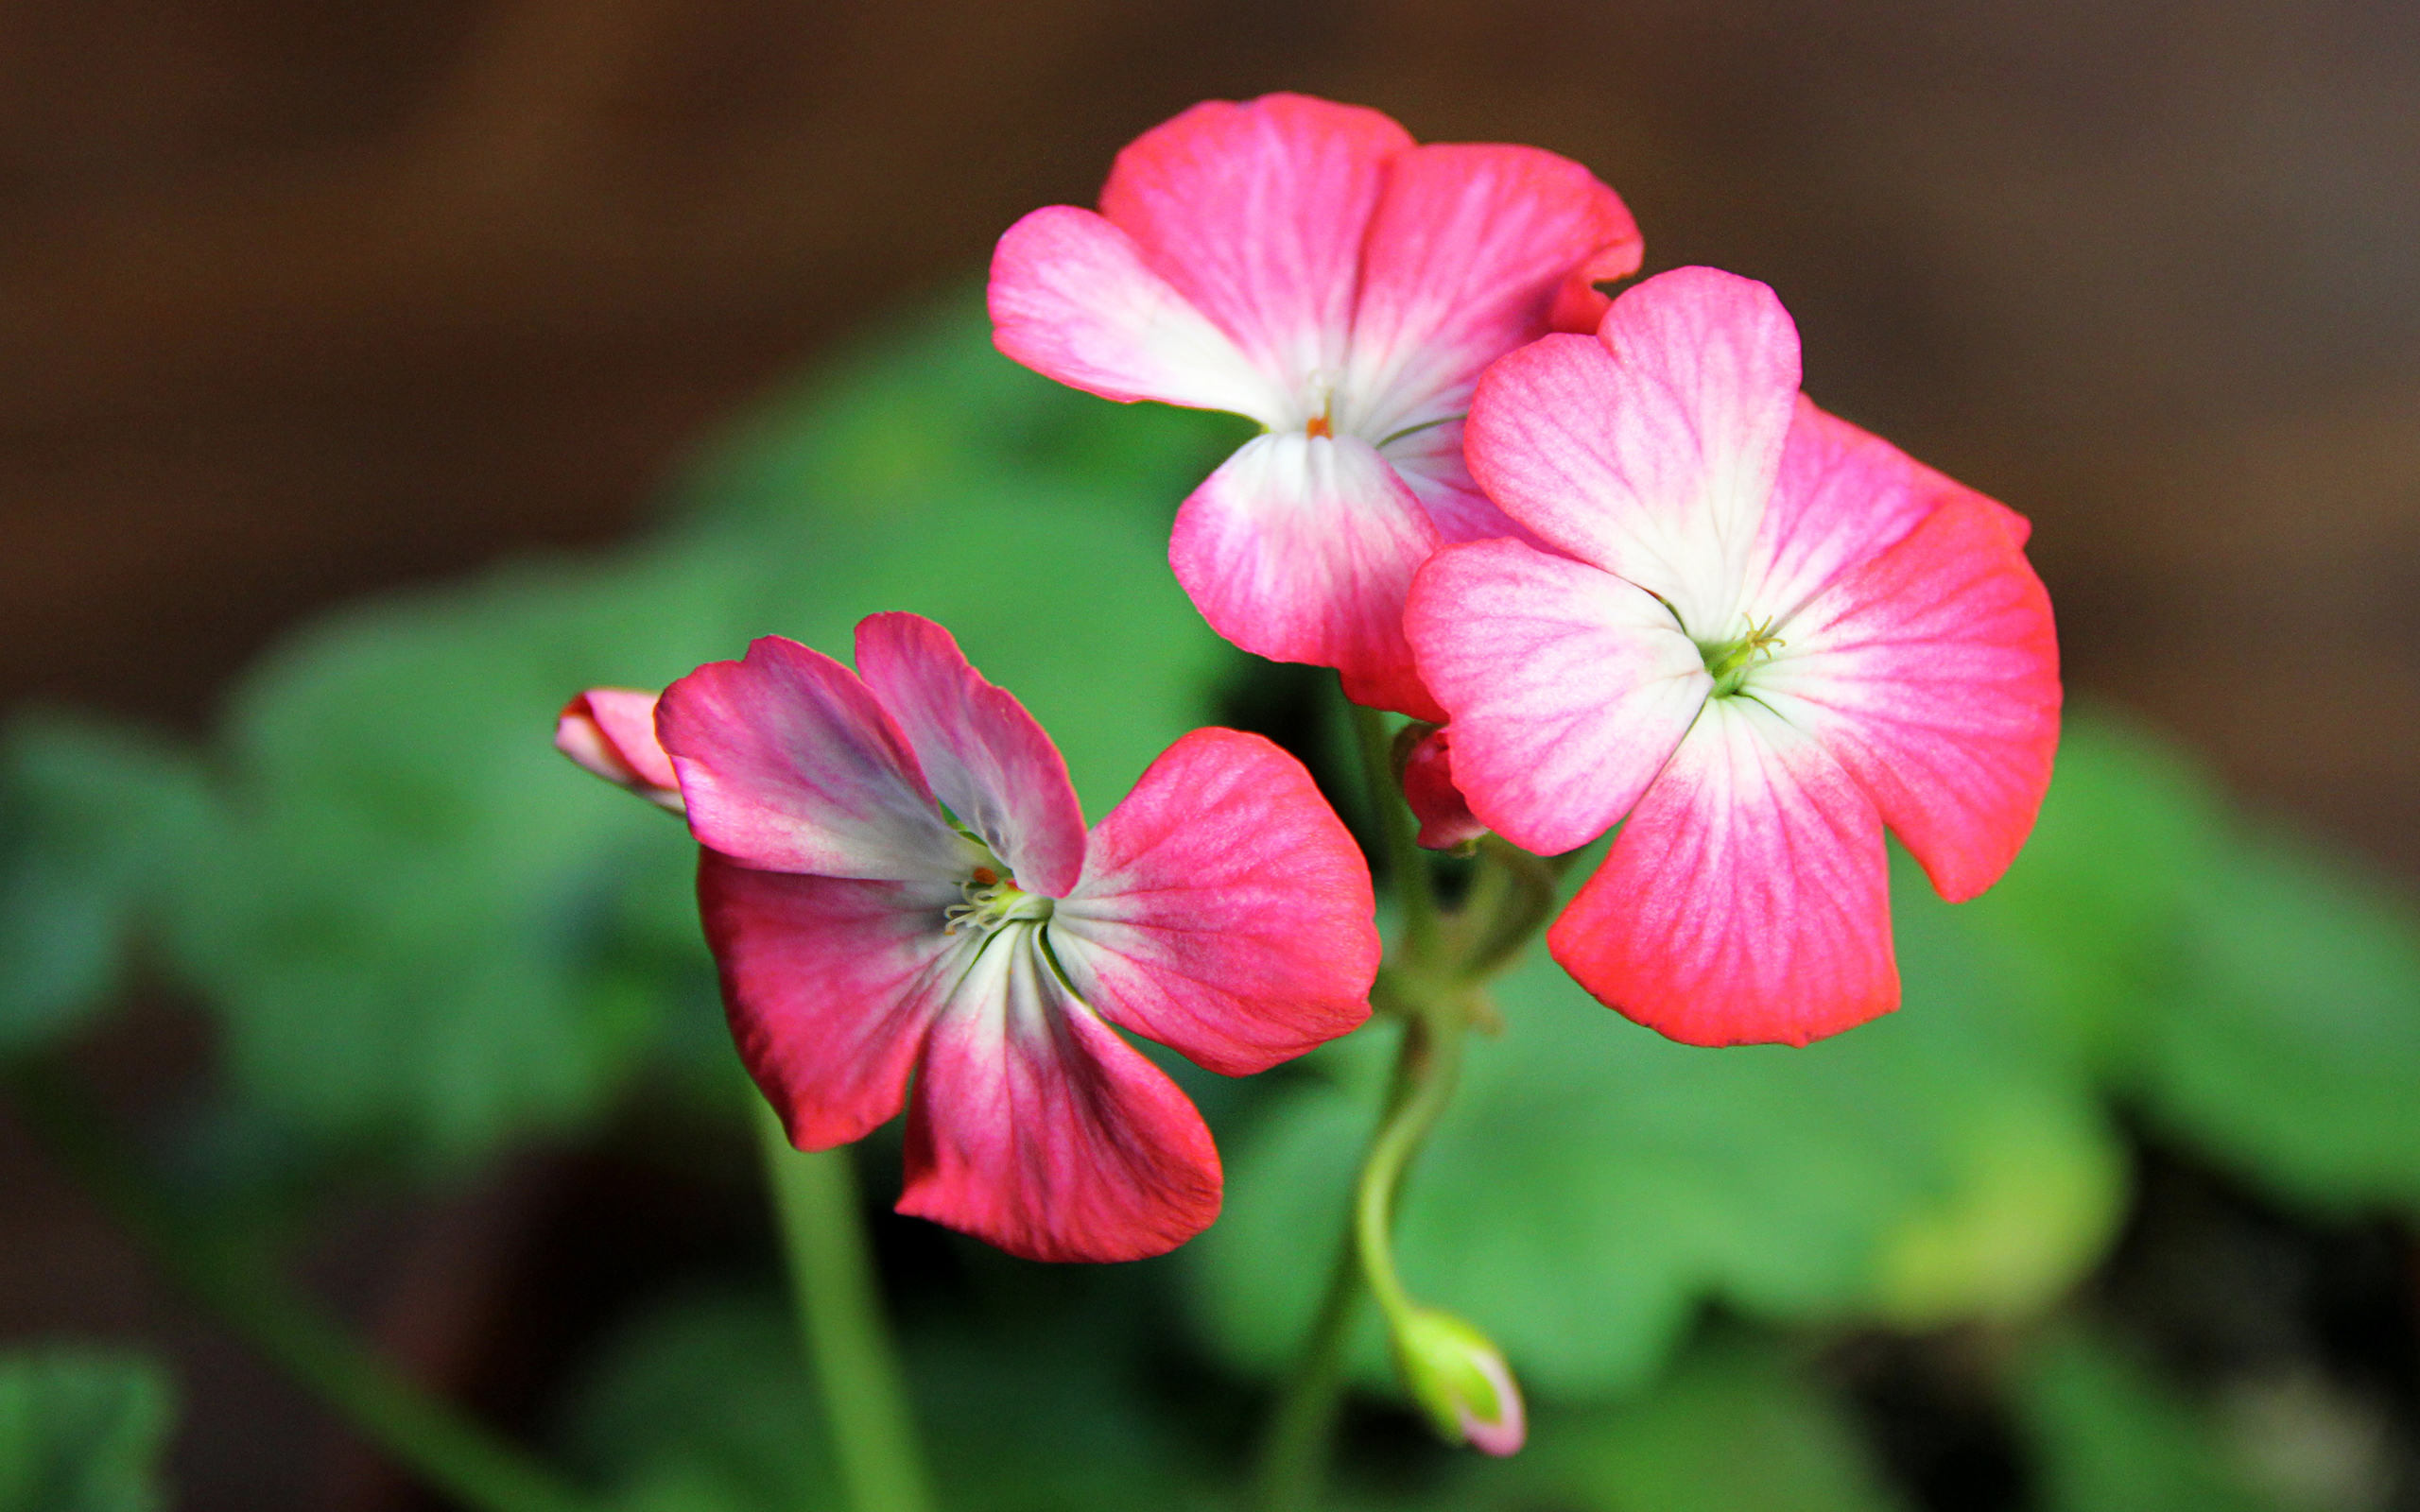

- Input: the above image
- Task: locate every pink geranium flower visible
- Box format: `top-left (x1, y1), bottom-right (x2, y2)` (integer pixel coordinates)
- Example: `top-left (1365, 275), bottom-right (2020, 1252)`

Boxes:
top-left (648, 613), bottom-right (1378, 1262)
top-left (989, 93), bottom-right (1641, 719)
top-left (1405, 267), bottom-right (2060, 1047)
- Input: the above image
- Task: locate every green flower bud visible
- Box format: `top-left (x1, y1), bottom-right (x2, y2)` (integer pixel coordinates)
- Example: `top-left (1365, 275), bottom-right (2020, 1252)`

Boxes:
top-left (1391, 1306), bottom-right (1526, 1455)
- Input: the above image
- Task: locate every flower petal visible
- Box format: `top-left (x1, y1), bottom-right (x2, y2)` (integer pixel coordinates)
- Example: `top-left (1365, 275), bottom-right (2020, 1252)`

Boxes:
top-left (1340, 143), bottom-right (1642, 441)
top-left (700, 853), bottom-right (967, 1148)
top-left (657, 636), bottom-right (980, 881)
top-left (1405, 539), bottom-right (1709, 856)
top-left (557, 687), bottom-right (682, 809)
top-left (852, 613), bottom-right (1087, 898)
top-left (1099, 93), bottom-right (1411, 392)
top-left (1753, 492), bottom-right (2062, 902)
top-left (1464, 267), bottom-right (1801, 638)
top-left (989, 205), bottom-right (1288, 422)
top-left (1737, 397), bottom-right (1945, 627)
top-left (1170, 430), bottom-right (1444, 719)
top-left (1050, 729), bottom-right (1376, 1076)
top-left (898, 925), bottom-right (1221, 1263)
top-left (1549, 697), bottom-right (1896, 1046)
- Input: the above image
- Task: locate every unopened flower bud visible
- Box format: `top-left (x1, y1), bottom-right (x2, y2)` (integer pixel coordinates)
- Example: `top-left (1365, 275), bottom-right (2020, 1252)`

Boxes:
top-left (1392, 1306), bottom-right (1526, 1456)
top-left (1396, 725), bottom-right (1486, 851)
top-left (556, 688), bottom-right (683, 812)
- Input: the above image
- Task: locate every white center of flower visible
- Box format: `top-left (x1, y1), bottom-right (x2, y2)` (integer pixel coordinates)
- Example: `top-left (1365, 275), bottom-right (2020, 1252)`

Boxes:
top-left (942, 865), bottom-right (1053, 938)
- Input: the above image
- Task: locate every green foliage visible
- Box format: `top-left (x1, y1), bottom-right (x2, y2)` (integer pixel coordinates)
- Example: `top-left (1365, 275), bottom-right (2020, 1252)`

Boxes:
top-left (1197, 843), bottom-right (2129, 1400)
top-left (556, 1284), bottom-right (1220, 1512)
top-left (2142, 831), bottom-right (2420, 1211)
top-left (2014, 1332), bottom-right (2274, 1512)
top-left (0, 1347), bottom-right (176, 1512)
top-left (163, 292), bottom-right (1243, 1169)
top-left (0, 715), bottom-right (211, 1055)
top-left (1477, 1333), bottom-right (1908, 1512)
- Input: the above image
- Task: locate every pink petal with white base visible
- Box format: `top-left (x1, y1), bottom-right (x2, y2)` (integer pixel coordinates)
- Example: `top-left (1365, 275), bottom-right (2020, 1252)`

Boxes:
top-left (898, 927), bottom-right (1221, 1263)
top-left (557, 687), bottom-right (682, 809)
top-left (1549, 698), bottom-right (1896, 1046)
top-left (853, 613), bottom-right (1087, 898)
top-left (989, 206), bottom-right (1287, 421)
top-left (699, 853), bottom-right (967, 1149)
top-left (1738, 398), bottom-right (1944, 626)
top-left (1050, 729), bottom-right (1376, 1077)
top-left (657, 637), bottom-right (980, 882)
top-left (1466, 267), bottom-right (1801, 637)
top-left (1406, 539), bottom-right (1710, 856)
top-left (1754, 493), bottom-right (2061, 902)
top-left (1099, 94), bottom-right (1410, 387)
top-left (1171, 430), bottom-right (1443, 717)
top-left (1341, 143), bottom-right (1642, 441)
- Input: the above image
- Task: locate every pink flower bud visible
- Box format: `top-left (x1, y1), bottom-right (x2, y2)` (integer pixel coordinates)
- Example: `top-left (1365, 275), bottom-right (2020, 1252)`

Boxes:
top-left (1400, 726), bottom-right (1486, 851)
top-left (556, 688), bottom-right (683, 812)
top-left (1392, 1306), bottom-right (1526, 1456)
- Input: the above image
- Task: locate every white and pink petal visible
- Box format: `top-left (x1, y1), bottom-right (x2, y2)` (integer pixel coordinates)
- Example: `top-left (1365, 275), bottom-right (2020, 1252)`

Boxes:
top-left (1049, 729), bottom-right (1376, 1077)
top-left (1170, 430), bottom-right (1445, 720)
top-left (1406, 539), bottom-right (1710, 856)
top-left (1548, 697), bottom-right (1897, 1046)
top-left (1751, 493), bottom-right (2061, 903)
top-left (853, 613), bottom-right (1088, 899)
top-left (700, 855), bottom-right (969, 1150)
top-left (657, 637), bottom-right (982, 882)
top-left (897, 926), bottom-right (1221, 1263)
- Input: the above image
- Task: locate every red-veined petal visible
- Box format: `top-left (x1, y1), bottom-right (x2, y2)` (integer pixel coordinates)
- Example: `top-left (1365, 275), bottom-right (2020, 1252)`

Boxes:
top-left (1465, 267), bottom-right (1800, 638)
top-left (1050, 729), bottom-right (1376, 1076)
top-left (989, 204), bottom-right (1287, 422)
top-left (1099, 93), bottom-right (1410, 392)
top-left (1341, 143), bottom-right (1641, 440)
top-left (1170, 430), bottom-right (1444, 718)
top-left (853, 613), bottom-right (1087, 898)
top-left (1549, 697), bottom-right (1896, 1046)
top-left (1406, 539), bottom-right (1709, 856)
top-left (657, 637), bottom-right (980, 881)
top-left (700, 854), bottom-right (967, 1149)
top-left (898, 925), bottom-right (1221, 1263)
top-left (1753, 493), bottom-right (2061, 902)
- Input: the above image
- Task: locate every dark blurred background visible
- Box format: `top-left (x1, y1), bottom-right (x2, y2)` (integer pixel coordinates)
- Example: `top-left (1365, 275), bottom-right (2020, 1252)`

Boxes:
top-left (5, 2), bottom-right (2417, 1505)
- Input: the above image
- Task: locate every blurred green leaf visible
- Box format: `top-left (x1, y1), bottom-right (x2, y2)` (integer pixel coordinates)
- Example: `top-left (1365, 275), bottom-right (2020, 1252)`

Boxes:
top-left (2014, 1332), bottom-right (2274, 1512)
top-left (557, 1284), bottom-right (1219, 1512)
top-left (0, 714), bottom-right (212, 1054)
top-left (165, 290), bottom-right (1240, 1170)
top-left (1198, 850), bottom-right (2127, 1400)
top-left (1472, 1332), bottom-right (1907, 1512)
top-left (2142, 830), bottom-right (2420, 1211)
top-left (0, 1346), bottom-right (176, 1512)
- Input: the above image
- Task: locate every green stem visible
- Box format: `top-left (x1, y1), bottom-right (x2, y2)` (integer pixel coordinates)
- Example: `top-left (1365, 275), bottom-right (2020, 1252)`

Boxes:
top-left (1352, 1012), bottom-right (1465, 1334)
top-left (1348, 696), bottom-right (1440, 959)
top-left (4, 1060), bottom-right (596, 1512)
top-left (754, 1104), bottom-right (935, 1512)
top-left (1248, 1208), bottom-right (1364, 1512)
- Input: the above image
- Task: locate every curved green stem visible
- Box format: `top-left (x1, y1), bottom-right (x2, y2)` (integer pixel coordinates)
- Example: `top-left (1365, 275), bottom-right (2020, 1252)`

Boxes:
top-left (3, 1060), bottom-right (598, 1512)
top-left (754, 1105), bottom-right (935, 1512)
top-left (1352, 1012), bottom-right (1466, 1335)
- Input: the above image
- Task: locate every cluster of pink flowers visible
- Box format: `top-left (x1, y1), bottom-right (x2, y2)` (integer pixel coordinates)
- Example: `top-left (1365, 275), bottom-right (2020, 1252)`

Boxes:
top-left (560, 93), bottom-right (2057, 1277)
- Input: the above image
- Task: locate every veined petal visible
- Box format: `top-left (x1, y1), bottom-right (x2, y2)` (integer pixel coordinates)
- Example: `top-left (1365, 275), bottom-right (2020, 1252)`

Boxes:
top-left (1382, 417), bottom-right (1545, 550)
top-left (1170, 430), bottom-right (1443, 718)
top-left (1738, 397), bottom-right (1944, 628)
top-left (700, 853), bottom-right (967, 1149)
top-left (1341, 143), bottom-right (1642, 441)
top-left (853, 613), bottom-right (1087, 898)
top-left (657, 636), bottom-right (982, 881)
top-left (1465, 267), bottom-right (1800, 638)
top-left (1405, 540), bottom-right (1709, 856)
top-left (1050, 729), bottom-right (1376, 1076)
top-left (898, 925), bottom-right (1221, 1263)
top-left (1550, 698), bottom-right (1895, 1046)
top-left (989, 205), bottom-right (1288, 422)
top-left (1100, 94), bottom-right (1411, 390)
top-left (1752, 493), bottom-right (2061, 902)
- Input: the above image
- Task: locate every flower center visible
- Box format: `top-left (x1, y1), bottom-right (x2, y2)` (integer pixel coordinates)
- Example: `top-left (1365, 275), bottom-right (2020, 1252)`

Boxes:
top-left (1700, 618), bottom-right (1786, 698)
top-left (942, 864), bottom-right (1052, 938)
